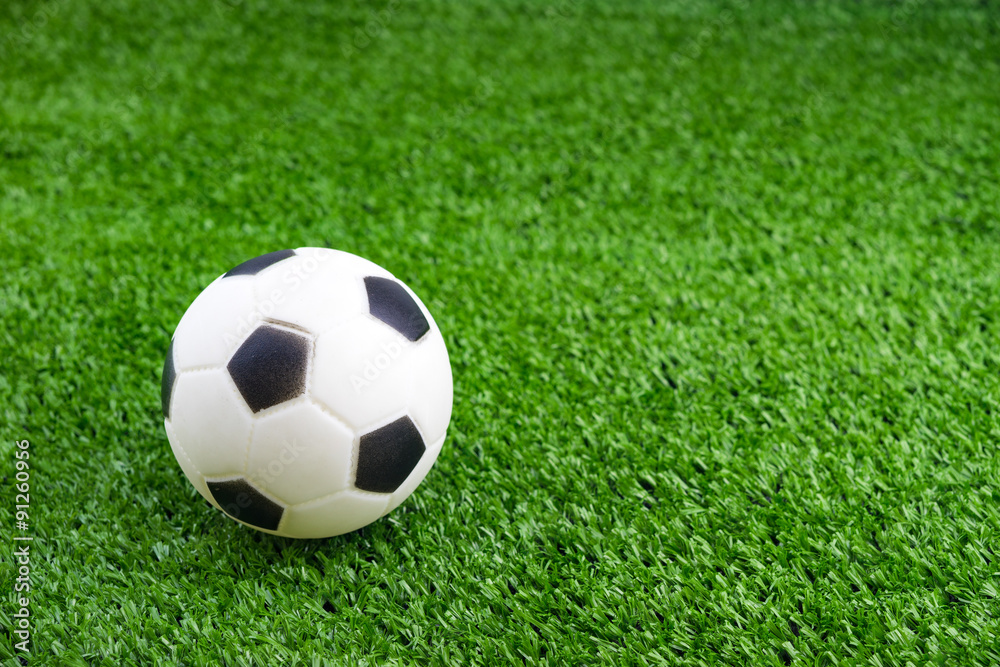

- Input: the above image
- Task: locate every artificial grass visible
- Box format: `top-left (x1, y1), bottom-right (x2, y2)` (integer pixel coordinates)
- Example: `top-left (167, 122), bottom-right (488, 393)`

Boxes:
top-left (2, 0), bottom-right (1000, 664)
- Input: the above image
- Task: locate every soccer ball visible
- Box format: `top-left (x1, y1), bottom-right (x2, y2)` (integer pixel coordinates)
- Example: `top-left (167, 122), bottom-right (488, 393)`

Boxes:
top-left (161, 248), bottom-right (453, 538)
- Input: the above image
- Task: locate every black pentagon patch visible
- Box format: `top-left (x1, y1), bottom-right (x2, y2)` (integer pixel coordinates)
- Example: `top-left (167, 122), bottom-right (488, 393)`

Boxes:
top-left (161, 338), bottom-right (177, 419)
top-left (355, 416), bottom-right (426, 493)
top-left (207, 478), bottom-right (284, 531)
top-left (228, 325), bottom-right (311, 412)
top-left (364, 276), bottom-right (430, 342)
top-left (224, 249), bottom-right (296, 277)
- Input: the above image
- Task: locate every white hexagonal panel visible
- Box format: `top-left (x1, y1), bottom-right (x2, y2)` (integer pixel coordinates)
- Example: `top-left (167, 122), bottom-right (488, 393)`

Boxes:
top-left (297, 247), bottom-right (395, 281)
top-left (310, 316), bottom-right (453, 442)
top-left (168, 369), bottom-right (253, 478)
top-left (252, 247), bottom-right (394, 335)
top-left (254, 265), bottom-right (369, 336)
top-left (164, 419), bottom-right (211, 503)
top-left (281, 490), bottom-right (390, 539)
top-left (382, 434), bottom-right (446, 516)
top-left (172, 275), bottom-right (260, 370)
top-left (245, 401), bottom-right (354, 505)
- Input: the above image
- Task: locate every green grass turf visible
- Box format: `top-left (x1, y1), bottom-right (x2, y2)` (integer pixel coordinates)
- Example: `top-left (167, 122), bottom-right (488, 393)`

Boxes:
top-left (2, 0), bottom-right (1000, 663)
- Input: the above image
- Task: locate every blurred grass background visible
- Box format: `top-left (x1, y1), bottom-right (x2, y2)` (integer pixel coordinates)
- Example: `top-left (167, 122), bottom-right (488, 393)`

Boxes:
top-left (1, 0), bottom-right (999, 664)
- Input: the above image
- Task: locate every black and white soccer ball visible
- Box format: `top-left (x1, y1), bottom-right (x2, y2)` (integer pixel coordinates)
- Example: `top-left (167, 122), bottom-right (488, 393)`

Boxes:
top-left (161, 248), bottom-right (453, 538)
